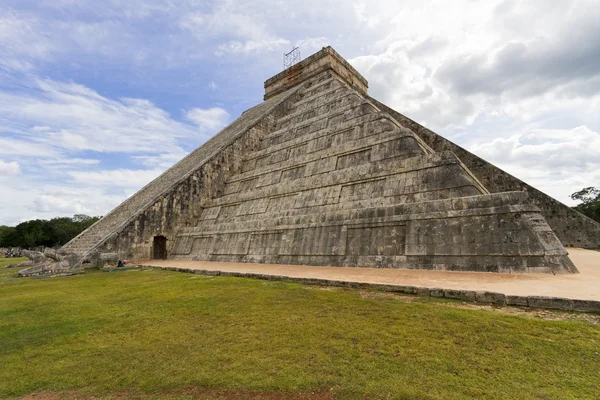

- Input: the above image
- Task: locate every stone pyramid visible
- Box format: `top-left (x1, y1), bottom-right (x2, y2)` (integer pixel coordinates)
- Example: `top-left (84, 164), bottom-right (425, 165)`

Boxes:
top-left (62, 46), bottom-right (600, 274)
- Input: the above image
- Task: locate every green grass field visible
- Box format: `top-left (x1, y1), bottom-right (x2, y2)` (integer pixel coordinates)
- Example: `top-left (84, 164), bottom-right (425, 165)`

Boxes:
top-left (1, 257), bottom-right (600, 400)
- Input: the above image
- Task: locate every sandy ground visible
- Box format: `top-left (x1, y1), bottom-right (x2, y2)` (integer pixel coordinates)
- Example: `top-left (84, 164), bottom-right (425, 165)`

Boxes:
top-left (142, 248), bottom-right (600, 301)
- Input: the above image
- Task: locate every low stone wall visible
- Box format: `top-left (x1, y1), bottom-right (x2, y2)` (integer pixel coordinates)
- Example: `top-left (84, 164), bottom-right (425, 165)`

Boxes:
top-left (141, 265), bottom-right (600, 314)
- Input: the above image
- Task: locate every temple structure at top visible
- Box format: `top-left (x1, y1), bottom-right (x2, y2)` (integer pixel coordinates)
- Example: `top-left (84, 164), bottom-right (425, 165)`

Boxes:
top-left (61, 46), bottom-right (600, 274)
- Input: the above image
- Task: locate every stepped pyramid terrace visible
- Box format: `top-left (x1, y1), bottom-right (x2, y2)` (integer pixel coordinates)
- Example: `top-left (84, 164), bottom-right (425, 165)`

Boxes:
top-left (61, 46), bottom-right (600, 274)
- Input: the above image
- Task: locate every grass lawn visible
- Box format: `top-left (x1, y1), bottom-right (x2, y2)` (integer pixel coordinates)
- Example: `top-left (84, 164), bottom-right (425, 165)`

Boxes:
top-left (1, 258), bottom-right (600, 400)
top-left (0, 257), bottom-right (27, 267)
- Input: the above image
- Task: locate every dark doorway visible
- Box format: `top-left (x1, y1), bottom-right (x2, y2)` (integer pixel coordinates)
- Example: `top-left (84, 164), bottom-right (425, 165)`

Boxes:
top-left (153, 236), bottom-right (167, 259)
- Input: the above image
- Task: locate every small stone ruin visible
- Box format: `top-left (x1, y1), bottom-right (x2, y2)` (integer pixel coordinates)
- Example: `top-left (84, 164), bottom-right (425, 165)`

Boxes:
top-left (16, 248), bottom-right (119, 277)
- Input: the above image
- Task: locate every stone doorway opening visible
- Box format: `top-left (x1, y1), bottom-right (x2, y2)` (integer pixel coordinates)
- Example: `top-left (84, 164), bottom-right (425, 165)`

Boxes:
top-left (153, 236), bottom-right (167, 259)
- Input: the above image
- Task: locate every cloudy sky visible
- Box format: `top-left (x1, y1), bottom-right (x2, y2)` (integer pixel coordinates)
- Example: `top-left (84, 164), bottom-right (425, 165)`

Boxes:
top-left (0, 0), bottom-right (598, 226)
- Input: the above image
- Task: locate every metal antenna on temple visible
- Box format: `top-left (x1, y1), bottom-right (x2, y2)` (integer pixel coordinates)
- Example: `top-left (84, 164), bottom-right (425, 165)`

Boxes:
top-left (283, 47), bottom-right (301, 69)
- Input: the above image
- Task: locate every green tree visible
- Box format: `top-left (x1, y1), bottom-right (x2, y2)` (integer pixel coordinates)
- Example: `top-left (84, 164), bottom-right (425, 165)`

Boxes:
top-left (48, 217), bottom-right (81, 246)
top-left (0, 226), bottom-right (18, 247)
top-left (0, 215), bottom-right (101, 249)
top-left (72, 214), bottom-right (100, 232)
top-left (570, 187), bottom-right (600, 223)
top-left (13, 219), bottom-right (51, 248)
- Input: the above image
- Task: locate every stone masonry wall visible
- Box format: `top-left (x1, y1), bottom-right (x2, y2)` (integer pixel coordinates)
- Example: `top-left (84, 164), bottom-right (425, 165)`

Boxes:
top-left (170, 71), bottom-right (576, 274)
top-left (100, 121), bottom-right (271, 260)
top-left (64, 85), bottom-right (300, 260)
top-left (369, 97), bottom-right (600, 249)
top-left (265, 46), bottom-right (368, 100)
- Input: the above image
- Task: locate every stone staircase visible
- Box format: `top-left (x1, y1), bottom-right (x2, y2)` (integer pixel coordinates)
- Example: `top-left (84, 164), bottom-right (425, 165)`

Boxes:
top-left (60, 88), bottom-right (299, 258)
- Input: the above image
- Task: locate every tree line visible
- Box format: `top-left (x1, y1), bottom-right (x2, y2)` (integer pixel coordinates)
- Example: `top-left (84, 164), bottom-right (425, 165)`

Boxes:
top-left (0, 215), bottom-right (101, 249)
top-left (570, 187), bottom-right (600, 223)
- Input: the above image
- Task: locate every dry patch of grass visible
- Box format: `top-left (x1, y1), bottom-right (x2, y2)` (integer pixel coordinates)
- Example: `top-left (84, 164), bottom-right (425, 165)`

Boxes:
top-left (1, 260), bottom-right (600, 400)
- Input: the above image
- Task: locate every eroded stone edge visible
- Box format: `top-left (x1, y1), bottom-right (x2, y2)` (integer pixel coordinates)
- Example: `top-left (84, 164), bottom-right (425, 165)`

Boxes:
top-left (138, 265), bottom-right (600, 314)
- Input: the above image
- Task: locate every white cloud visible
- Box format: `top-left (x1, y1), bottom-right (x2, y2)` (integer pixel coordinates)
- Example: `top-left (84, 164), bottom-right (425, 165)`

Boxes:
top-left (0, 160), bottom-right (21, 176)
top-left (468, 126), bottom-right (600, 204)
top-left (215, 39), bottom-right (290, 56)
top-left (0, 10), bottom-right (139, 72)
top-left (132, 151), bottom-right (188, 169)
top-left (186, 107), bottom-right (230, 132)
top-left (40, 158), bottom-right (101, 166)
top-left (351, 40), bottom-right (476, 129)
top-left (435, 20), bottom-right (600, 100)
top-left (33, 194), bottom-right (94, 214)
top-left (343, 0), bottom-right (600, 131)
top-left (470, 126), bottom-right (600, 170)
top-left (0, 137), bottom-right (57, 157)
top-left (178, 2), bottom-right (295, 58)
top-left (0, 183), bottom-right (124, 225)
top-left (0, 73), bottom-right (231, 225)
top-left (0, 166), bottom-right (168, 225)
top-left (180, 8), bottom-right (274, 42)
top-left (295, 37), bottom-right (329, 53)
top-left (68, 168), bottom-right (164, 188)
top-left (0, 77), bottom-right (220, 154)
top-left (0, 12), bottom-right (54, 71)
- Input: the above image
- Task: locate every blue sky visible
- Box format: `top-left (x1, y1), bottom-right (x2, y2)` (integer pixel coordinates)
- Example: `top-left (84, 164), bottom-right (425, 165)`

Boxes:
top-left (0, 0), bottom-right (599, 226)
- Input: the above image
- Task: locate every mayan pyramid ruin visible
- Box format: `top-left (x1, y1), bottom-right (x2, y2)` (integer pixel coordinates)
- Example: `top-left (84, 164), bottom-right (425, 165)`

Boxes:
top-left (61, 46), bottom-right (600, 274)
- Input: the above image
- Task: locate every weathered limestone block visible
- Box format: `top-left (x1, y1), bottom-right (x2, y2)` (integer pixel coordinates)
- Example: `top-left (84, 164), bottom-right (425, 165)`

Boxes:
top-left (474, 291), bottom-right (506, 305)
top-left (527, 296), bottom-right (574, 311)
top-left (571, 299), bottom-right (600, 313)
top-left (23, 250), bottom-right (46, 264)
top-left (86, 251), bottom-right (120, 268)
top-left (4, 260), bottom-right (32, 268)
top-left (506, 295), bottom-right (529, 307)
top-left (100, 252), bottom-right (119, 263)
top-left (18, 250), bottom-right (81, 277)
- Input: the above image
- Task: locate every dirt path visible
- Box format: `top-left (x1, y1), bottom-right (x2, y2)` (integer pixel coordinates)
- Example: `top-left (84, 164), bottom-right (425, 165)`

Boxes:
top-left (141, 248), bottom-right (600, 301)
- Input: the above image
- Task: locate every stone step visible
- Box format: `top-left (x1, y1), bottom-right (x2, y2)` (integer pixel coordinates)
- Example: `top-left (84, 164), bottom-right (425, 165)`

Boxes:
top-left (295, 73), bottom-right (336, 96)
top-left (194, 184), bottom-right (479, 231)
top-left (286, 83), bottom-right (347, 115)
top-left (273, 93), bottom-right (361, 132)
top-left (183, 191), bottom-right (529, 238)
top-left (211, 151), bottom-right (453, 209)
top-left (265, 98), bottom-right (377, 140)
top-left (240, 109), bottom-right (390, 177)
top-left (247, 112), bottom-right (396, 168)
top-left (231, 120), bottom-right (406, 190)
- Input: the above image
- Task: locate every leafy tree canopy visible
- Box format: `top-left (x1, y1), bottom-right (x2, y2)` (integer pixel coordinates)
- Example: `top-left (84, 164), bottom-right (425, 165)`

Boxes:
top-left (0, 215), bottom-right (101, 249)
top-left (570, 186), bottom-right (600, 223)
